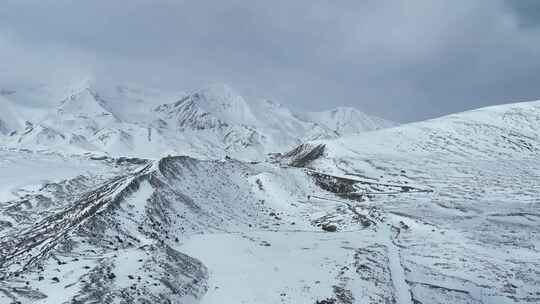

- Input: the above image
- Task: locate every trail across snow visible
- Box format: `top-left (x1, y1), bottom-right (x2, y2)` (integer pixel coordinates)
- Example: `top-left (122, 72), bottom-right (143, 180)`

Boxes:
top-left (384, 225), bottom-right (413, 304)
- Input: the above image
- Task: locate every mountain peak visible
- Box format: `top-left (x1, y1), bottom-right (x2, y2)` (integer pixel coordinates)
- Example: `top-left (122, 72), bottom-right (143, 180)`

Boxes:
top-left (301, 106), bottom-right (395, 135)
top-left (156, 84), bottom-right (259, 130)
top-left (189, 84), bottom-right (258, 126)
top-left (1, 81), bottom-right (395, 159)
top-left (57, 87), bottom-right (116, 119)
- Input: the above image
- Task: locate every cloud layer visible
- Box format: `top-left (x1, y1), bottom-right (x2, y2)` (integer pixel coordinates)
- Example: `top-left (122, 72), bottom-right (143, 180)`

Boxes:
top-left (1, 0), bottom-right (540, 121)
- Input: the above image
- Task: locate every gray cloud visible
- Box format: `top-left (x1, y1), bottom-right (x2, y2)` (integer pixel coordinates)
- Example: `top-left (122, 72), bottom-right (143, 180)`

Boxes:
top-left (1, 0), bottom-right (540, 121)
top-left (504, 0), bottom-right (540, 28)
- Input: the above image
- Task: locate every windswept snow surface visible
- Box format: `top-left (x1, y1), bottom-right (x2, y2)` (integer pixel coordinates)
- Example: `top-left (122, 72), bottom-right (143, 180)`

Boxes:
top-left (1, 96), bottom-right (540, 303)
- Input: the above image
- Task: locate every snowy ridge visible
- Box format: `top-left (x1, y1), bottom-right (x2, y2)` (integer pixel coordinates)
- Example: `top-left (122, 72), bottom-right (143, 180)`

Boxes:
top-left (0, 82), bottom-right (393, 160)
top-left (0, 155), bottom-right (294, 303)
top-left (302, 106), bottom-right (396, 135)
top-left (317, 99), bottom-right (540, 161)
top-left (154, 84), bottom-right (258, 131)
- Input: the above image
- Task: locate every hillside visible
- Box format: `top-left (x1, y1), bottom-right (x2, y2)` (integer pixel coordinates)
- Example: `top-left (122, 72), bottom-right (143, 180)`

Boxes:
top-left (1, 96), bottom-right (539, 303)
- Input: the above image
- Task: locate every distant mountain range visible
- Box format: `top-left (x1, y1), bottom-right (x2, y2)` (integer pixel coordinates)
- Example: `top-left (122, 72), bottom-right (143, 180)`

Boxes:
top-left (0, 83), bottom-right (394, 160)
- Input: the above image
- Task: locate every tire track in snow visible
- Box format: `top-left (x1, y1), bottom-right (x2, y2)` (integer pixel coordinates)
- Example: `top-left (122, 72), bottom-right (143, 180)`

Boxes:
top-left (384, 224), bottom-right (413, 304)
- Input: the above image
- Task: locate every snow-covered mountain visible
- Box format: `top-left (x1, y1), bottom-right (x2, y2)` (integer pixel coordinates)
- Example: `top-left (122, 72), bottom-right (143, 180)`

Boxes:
top-left (290, 100), bottom-right (540, 303)
top-left (301, 106), bottom-right (395, 135)
top-left (2, 86), bottom-right (539, 304)
top-left (0, 83), bottom-right (392, 160)
top-left (0, 97), bottom-right (22, 136)
top-left (155, 84), bottom-right (259, 130)
top-left (314, 100), bottom-right (540, 162)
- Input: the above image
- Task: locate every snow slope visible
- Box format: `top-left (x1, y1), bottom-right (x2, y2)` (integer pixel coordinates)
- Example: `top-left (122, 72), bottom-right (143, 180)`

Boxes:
top-left (316, 99), bottom-right (540, 162)
top-left (301, 100), bottom-right (540, 303)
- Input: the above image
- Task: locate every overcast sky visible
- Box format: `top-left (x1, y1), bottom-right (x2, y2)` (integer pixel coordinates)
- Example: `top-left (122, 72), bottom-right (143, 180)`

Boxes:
top-left (1, 0), bottom-right (540, 121)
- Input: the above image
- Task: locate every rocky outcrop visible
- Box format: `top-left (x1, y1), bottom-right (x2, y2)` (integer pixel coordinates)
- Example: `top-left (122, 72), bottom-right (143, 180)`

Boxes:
top-left (283, 143), bottom-right (326, 167)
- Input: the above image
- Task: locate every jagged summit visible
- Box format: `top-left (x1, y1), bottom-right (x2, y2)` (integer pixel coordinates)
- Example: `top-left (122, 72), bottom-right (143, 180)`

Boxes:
top-left (155, 84), bottom-right (258, 130)
top-left (0, 82), bottom-right (394, 159)
top-left (57, 87), bottom-right (118, 121)
top-left (190, 84), bottom-right (259, 126)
